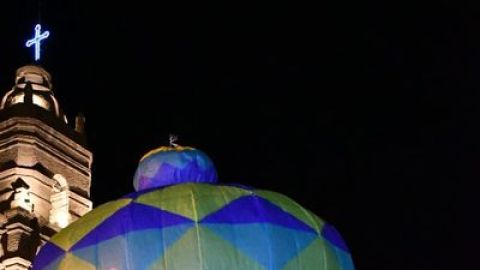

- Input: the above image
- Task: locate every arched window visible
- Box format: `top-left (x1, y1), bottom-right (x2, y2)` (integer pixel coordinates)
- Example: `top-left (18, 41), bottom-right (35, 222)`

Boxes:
top-left (49, 174), bottom-right (70, 229)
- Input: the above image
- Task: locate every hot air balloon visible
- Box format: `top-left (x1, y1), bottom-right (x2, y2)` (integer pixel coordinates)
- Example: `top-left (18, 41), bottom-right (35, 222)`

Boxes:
top-left (34, 145), bottom-right (355, 270)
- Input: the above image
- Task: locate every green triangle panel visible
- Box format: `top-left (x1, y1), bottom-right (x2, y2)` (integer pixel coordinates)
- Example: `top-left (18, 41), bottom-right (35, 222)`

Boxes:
top-left (255, 190), bottom-right (325, 233)
top-left (72, 225), bottom-right (191, 270)
top-left (204, 223), bottom-right (317, 270)
top-left (136, 183), bottom-right (250, 221)
top-left (151, 225), bottom-right (266, 270)
top-left (283, 238), bottom-right (342, 270)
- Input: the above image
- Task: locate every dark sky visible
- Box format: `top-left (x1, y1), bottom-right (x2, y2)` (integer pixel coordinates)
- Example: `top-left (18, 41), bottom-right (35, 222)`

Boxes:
top-left (0, 1), bottom-right (475, 269)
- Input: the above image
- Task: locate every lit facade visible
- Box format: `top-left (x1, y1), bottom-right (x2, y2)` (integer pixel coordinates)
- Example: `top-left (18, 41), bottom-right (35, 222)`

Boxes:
top-left (0, 66), bottom-right (92, 269)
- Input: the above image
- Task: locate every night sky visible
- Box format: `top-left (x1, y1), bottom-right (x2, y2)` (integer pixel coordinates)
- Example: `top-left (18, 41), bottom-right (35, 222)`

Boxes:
top-left (0, 1), bottom-right (474, 269)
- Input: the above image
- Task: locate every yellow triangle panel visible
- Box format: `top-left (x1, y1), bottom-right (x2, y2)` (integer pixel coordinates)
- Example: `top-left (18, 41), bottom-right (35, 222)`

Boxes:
top-left (136, 183), bottom-right (250, 221)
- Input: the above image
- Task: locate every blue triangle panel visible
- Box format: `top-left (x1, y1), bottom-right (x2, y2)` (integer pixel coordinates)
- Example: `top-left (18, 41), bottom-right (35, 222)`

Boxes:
top-left (321, 223), bottom-right (350, 252)
top-left (73, 226), bottom-right (192, 270)
top-left (72, 202), bottom-right (193, 251)
top-left (205, 223), bottom-right (317, 270)
top-left (201, 195), bottom-right (315, 232)
top-left (32, 243), bottom-right (65, 270)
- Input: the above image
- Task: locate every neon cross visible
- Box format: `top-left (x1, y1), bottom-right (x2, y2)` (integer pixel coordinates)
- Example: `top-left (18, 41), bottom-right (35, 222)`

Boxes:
top-left (25, 24), bottom-right (50, 61)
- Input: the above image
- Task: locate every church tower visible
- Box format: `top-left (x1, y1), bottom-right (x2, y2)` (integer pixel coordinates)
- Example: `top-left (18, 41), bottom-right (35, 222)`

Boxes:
top-left (0, 65), bottom-right (92, 269)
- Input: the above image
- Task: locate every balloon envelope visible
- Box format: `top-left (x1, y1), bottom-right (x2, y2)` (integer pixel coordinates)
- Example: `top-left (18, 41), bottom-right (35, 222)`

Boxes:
top-left (34, 183), bottom-right (354, 270)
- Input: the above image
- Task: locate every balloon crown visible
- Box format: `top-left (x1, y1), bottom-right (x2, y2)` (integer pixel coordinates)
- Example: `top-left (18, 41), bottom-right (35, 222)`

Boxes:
top-left (133, 143), bottom-right (218, 191)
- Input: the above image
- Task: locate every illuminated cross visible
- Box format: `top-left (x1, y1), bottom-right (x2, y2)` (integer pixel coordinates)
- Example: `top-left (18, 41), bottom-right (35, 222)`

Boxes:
top-left (25, 24), bottom-right (50, 61)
